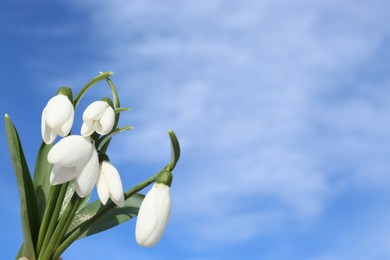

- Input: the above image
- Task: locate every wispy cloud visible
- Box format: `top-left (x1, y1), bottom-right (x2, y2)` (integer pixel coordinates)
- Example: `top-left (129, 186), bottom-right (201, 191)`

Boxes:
top-left (59, 0), bottom-right (390, 253)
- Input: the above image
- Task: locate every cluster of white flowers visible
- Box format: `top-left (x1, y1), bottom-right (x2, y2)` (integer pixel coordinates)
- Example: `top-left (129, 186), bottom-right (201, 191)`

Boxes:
top-left (41, 92), bottom-right (172, 247)
top-left (41, 94), bottom-right (123, 204)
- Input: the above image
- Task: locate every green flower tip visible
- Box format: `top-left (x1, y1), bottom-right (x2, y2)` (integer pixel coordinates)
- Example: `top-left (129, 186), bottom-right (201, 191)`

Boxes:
top-left (98, 152), bottom-right (110, 162)
top-left (156, 169), bottom-right (173, 187)
top-left (56, 87), bottom-right (74, 103)
top-left (101, 97), bottom-right (114, 108)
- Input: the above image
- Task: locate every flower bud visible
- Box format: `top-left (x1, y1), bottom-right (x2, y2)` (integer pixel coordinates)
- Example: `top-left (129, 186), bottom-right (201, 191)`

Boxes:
top-left (81, 100), bottom-right (115, 136)
top-left (96, 160), bottom-right (124, 207)
top-left (41, 90), bottom-right (74, 144)
top-left (135, 182), bottom-right (171, 247)
top-left (156, 169), bottom-right (173, 187)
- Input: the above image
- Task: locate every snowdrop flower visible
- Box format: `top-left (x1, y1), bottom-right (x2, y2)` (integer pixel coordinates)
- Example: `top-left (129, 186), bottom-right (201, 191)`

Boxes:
top-left (135, 170), bottom-right (172, 247)
top-left (81, 101), bottom-right (115, 136)
top-left (96, 160), bottom-right (124, 207)
top-left (41, 94), bottom-right (74, 144)
top-left (48, 135), bottom-right (99, 197)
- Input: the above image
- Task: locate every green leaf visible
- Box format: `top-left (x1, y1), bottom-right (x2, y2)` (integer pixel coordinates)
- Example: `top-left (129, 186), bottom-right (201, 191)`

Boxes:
top-left (16, 244), bottom-right (24, 259)
top-left (5, 114), bottom-right (39, 260)
top-left (76, 194), bottom-right (91, 214)
top-left (60, 180), bottom-right (90, 217)
top-left (114, 107), bottom-right (131, 113)
top-left (33, 142), bottom-right (54, 222)
top-left (168, 130), bottom-right (181, 170)
top-left (60, 180), bottom-right (75, 217)
top-left (67, 193), bottom-right (144, 239)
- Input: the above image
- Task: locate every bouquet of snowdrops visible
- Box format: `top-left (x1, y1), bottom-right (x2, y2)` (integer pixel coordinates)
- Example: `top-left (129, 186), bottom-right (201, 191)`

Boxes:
top-left (5, 72), bottom-right (180, 260)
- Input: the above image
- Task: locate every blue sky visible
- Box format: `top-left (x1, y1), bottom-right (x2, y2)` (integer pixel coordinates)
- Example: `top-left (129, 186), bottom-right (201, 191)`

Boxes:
top-left (1, 0), bottom-right (390, 259)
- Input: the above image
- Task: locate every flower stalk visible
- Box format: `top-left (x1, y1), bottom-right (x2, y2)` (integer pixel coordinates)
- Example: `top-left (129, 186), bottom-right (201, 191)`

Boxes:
top-left (39, 193), bottom-right (82, 260)
top-left (39, 183), bottom-right (68, 257)
top-left (36, 185), bottom-right (61, 255)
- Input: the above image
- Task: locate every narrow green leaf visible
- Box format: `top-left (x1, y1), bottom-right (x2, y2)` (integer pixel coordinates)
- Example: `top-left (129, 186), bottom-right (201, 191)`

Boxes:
top-left (60, 180), bottom-right (90, 217)
top-left (114, 107), bottom-right (131, 113)
top-left (60, 180), bottom-right (75, 216)
top-left (76, 194), bottom-right (91, 213)
top-left (168, 130), bottom-right (181, 170)
top-left (67, 193), bottom-right (144, 239)
top-left (33, 142), bottom-right (54, 222)
top-left (5, 114), bottom-right (39, 260)
top-left (16, 244), bottom-right (24, 259)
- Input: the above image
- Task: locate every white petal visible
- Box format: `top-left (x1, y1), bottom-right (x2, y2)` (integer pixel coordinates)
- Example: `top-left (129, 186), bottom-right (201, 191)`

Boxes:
top-left (42, 108), bottom-right (56, 144)
top-left (45, 95), bottom-right (73, 129)
top-left (81, 121), bottom-right (94, 136)
top-left (58, 108), bottom-right (74, 137)
top-left (75, 149), bottom-right (99, 197)
top-left (83, 101), bottom-right (108, 121)
top-left (145, 185), bottom-right (171, 246)
top-left (41, 107), bottom-right (48, 140)
top-left (136, 187), bottom-right (158, 246)
top-left (136, 184), bottom-right (171, 247)
top-left (99, 107), bottom-right (115, 135)
top-left (44, 125), bottom-right (57, 145)
top-left (48, 136), bottom-right (93, 167)
top-left (102, 161), bottom-right (124, 207)
top-left (50, 165), bottom-right (78, 185)
top-left (92, 120), bottom-right (103, 135)
top-left (96, 167), bottom-right (110, 205)
top-left (48, 130), bottom-right (57, 144)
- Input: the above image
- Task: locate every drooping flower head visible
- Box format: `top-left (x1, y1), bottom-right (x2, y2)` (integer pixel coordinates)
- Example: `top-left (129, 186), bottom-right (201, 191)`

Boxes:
top-left (41, 89), bottom-right (74, 144)
top-left (81, 100), bottom-right (115, 136)
top-left (135, 169), bottom-right (173, 247)
top-left (96, 160), bottom-right (124, 207)
top-left (48, 135), bottom-right (99, 197)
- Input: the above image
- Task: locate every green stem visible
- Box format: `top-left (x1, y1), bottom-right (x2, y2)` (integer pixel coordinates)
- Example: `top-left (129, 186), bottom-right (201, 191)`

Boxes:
top-left (38, 183), bottom-right (68, 259)
top-left (40, 193), bottom-right (82, 260)
top-left (73, 71), bottom-right (113, 108)
top-left (100, 78), bottom-right (121, 153)
top-left (36, 185), bottom-right (61, 255)
top-left (54, 195), bottom-right (83, 250)
top-left (53, 172), bottom-right (159, 258)
top-left (106, 77), bottom-right (120, 109)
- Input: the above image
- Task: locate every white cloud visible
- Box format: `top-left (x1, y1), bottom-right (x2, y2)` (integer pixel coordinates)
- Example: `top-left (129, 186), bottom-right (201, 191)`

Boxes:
top-left (63, 0), bottom-right (390, 254)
